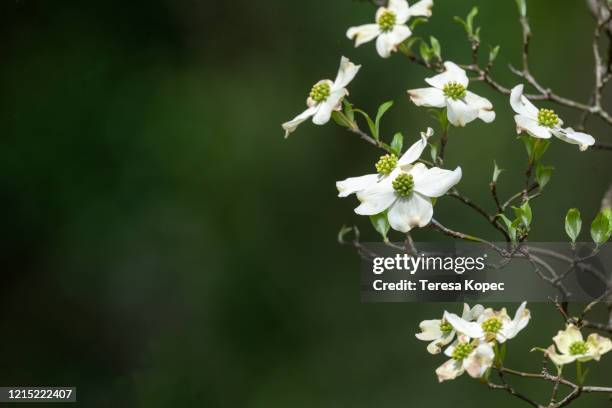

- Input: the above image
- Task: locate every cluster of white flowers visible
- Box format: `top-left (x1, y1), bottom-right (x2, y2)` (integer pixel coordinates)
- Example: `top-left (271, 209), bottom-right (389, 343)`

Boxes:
top-left (416, 302), bottom-right (530, 382)
top-left (281, 0), bottom-right (597, 233)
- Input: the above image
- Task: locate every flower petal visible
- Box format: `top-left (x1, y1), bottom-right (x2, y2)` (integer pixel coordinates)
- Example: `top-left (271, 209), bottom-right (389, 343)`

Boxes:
top-left (282, 106), bottom-right (318, 138)
top-left (544, 345), bottom-right (576, 366)
top-left (332, 56), bottom-right (362, 91)
top-left (388, 0), bottom-right (411, 23)
top-left (464, 342), bottom-right (494, 378)
top-left (425, 61), bottom-right (469, 89)
top-left (336, 174), bottom-right (380, 197)
top-left (503, 301), bottom-right (530, 340)
top-left (465, 91), bottom-right (495, 123)
top-left (387, 193), bottom-right (433, 232)
top-left (553, 324), bottom-right (584, 355)
top-left (510, 84), bottom-right (539, 119)
top-left (407, 0), bottom-right (434, 18)
top-left (407, 87), bottom-right (446, 108)
top-left (446, 99), bottom-right (479, 127)
top-left (415, 319), bottom-right (442, 341)
top-left (551, 127), bottom-right (596, 151)
top-left (586, 333), bottom-right (612, 360)
top-left (514, 115), bottom-right (552, 139)
top-left (413, 166), bottom-right (461, 198)
top-left (355, 180), bottom-right (397, 215)
top-left (462, 304), bottom-right (485, 321)
top-left (397, 129), bottom-right (432, 166)
top-left (436, 359), bottom-right (465, 382)
top-left (375, 27), bottom-right (410, 58)
top-left (346, 24), bottom-right (380, 47)
top-left (444, 311), bottom-right (484, 339)
top-left (313, 89), bottom-right (345, 125)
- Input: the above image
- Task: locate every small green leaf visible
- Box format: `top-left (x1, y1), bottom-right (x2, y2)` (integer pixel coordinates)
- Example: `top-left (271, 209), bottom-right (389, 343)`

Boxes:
top-left (430, 36), bottom-right (441, 60)
top-left (331, 111), bottom-right (352, 128)
top-left (390, 132), bottom-right (404, 155)
top-left (492, 161), bottom-right (504, 182)
top-left (497, 214), bottom-right (518, 243)
top-left (603, 208), bottom-right (612, 226)
top-left (453, 16), bottom-right (468, 33)
top-left (370, 213), bottom-right (390, 241)
top-left (591, 211), bottom-right (612, 245)
top-left (410, 17), bottom-right (428, 30)
top-left (488, 45), bottom-right (500, 63)
top-left (375, 101), bottom-right (394, 140)
top-left (515, 0), bottom-right (527, 17)
top-left (343, 99), bottom-right (354, 122)
top-left (522, 137), bottom-right (550, 161)
top-left (353, 109), bottom-right (377, 140)
top-left (466, 7), bottom-right (479, 35)
top-left (430, 142), bottom-right (439, 163)
top-left (419, 41), bottom-right (433, 63)
top-left (512, 201), bottom-right (532, 228)
top-left (565, 208), bottom-right (582, 243)
top-left (536, 164), bottom-right (554, 189)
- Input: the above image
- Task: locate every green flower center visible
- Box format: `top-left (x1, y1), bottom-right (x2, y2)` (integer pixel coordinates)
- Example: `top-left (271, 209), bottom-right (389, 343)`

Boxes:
top-left (375, 154), bottom-right (398, 175)
top-left (452, 343), bottom-right (474, 361)
top-left (537, 108), bottom-right (559, 128)
top-left (392, 173), bottom-right (414, 197)
top-left (569, 341), bottom-right (589, 356)
top-left (309, 82), bottom-right (331, 103)
top-left (481, 317), bottom-right (503, 334)
top-left (440, 320), bottom-right (453, 334)
top-left (443, 82), bottom-right (467, 100)
top-left (378, 10), bottom-right (397, 32)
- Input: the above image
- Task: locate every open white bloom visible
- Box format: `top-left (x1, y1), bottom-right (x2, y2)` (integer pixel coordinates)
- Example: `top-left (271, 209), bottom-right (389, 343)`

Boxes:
top-left (346, 0), bottom-right (433, 58)
top-left (416, 303), bottom-right (484, 354)
top-left (282, 56), bottom-right (361, 138)
top-left (444, 301), bottom-right (530, 344)
top-left (336, 128), bottom-right (433, 198)
top-left (407, 61), bottom-right (495, 127)
top-left (350, 159), bottom-right (461, 233)
top-left (510, 84), bottom-right (595, 151)
top-left (435, 336), bottom-right (495, 382)
top-left (540, 324), bottom-right (612, 366)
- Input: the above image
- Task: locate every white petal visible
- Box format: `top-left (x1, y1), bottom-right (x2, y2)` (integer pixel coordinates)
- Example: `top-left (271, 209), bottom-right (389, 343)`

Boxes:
top-left (407, 87), bottom-right (446, 107)
top-left (426, 332), bottom-right (455, 354)
top-left (397, 131), bottom-right (431, 166)
top-left (332, 56), bottom-right (362, 91)
top-left (346, 24), bottom-right (380, 47)
top-left (406, 162), bottom-right (428, 177)
top-left (514, 115), bottom-right (552, 139)
top-left (387, 24), bottom-right (412, 46)
top-left (355, 180), bottom-right (397, 215)
top-left (336, 174), bottom-right (380, 197)
top-left (553, 325), bottom-right (584, 355)
top-left (544, 345), bottom-right (576, 366)
top-left (425, 61), bottom-right (469, 89)
top-left (406, 0), bottom-right (433, 18)
top-left (503, 301), bottom-right (530, 339)
top-left (510, 84), bottom-right (539, 118)
top-left (551, 127), bottom-right (596, 151)
top-left (415, 319), bottom-right (442, 341)
top-left (312, 89), bottom-right (345, 125)
top-left (282, 106), bottom-right (318, 138)
top-left (586, 333), bottom-right (612, 359)
top-left (463, 343), bottom-right (494, 378)
top-left (462, 304), bottom-right (484, 321)
top-left (413, 166), bottom-right (462, 198)
top-left (465, 91), bottom-right (495, 123)
top-left (446, 99), bottom-right (479, 127)
top-left (375, 28), bottom-right (408, 58)
top-left (436, 359), bottom-right (465, 382)
top-left (444, 312), bottom-right (484, 339)
top-left (387, 193), bottom-right (433, 232)
top-left (388, 0), bottom-right (411, 23)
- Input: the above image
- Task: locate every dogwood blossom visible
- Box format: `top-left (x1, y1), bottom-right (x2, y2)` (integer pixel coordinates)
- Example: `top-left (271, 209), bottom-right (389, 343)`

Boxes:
top-left (444, 301), bottom-right (530, 344)
top-left (416, 303), bottom-right (484, 354)
top-left (539, 324), bottom-right (612, 366)
top-left (336, 128), bottom-right (433, 198)
top-left (407, 61), bottom-right (495, 127)
top-left (282, 56), bottom-right (361, 138)
top-left (510, 84), bottom-right (595, 151)
top-left (435, 336), bottom-right (495, 382)
top-left (346, 0), bottom-right (433, 58)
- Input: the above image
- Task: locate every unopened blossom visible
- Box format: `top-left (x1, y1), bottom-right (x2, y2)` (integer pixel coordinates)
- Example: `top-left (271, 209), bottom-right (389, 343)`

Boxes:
top-left (444, 301), bottom-right (530, 344)
top-left (340, 141), bottom-right (461, 232)
top-left (336, 128), bottom-right (433, 198)
top-left (435, 336), bottom-right (495, 382)
top-left (346, 0), bottom-right (433, 58)
top-left (539, 324), bottom-right (612, 365)
top-left (282, 56), bottom-right (361, 138)
top-left (510, 84), bottom-right (595, 151)
top-left (416, 303), bottom-right (484, 354)
top-left (407, 61), bottom-right (495, 127)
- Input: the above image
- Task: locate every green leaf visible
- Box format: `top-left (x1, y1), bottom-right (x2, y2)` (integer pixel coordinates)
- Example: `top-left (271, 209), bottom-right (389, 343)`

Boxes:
top-left (466, 7), bottom-right (479, 35)
top-left (497, 214), bottom-right (518, 243)
top-left (370, 213), bottom-right (390, 241)
top-left (410, 17), bottom-right (428, 30)
top-left (419, 41), bottom-right (433, 63)
top-left (390, 132), bottom-right (404, 156)
top-left (353, 109), bottom-right (377, 140)
top-left (522, 137), bottom-right (550, 162)
top-left (331, 111), bottom-right (352, 128)
top-left (375, 101), bottom-right (394, 140)
top-left (565, 208), bottom-right (582, 243)
top-left (453, 16), bottom-right (468, 33)
top-left (492, 161), bottom-right (504, 182)
top-left (535, 164), bottom-right (554, 189)
top-left (591, 211), bottom-right (612, 245)
top-left (430, 142), bottom-right (439, 163)
top-left (603, 208), bottom-right (612, 227)
top-left (488, 45), bottom-right (500, 64)
top-left (515, 0), bottom-right (527, 17)
top-left (430, 36), bottom-right (441, 60)
top-left (512, 201), bottom-right (532, 228)
top-left (343, 99), bottom-right (354, 122)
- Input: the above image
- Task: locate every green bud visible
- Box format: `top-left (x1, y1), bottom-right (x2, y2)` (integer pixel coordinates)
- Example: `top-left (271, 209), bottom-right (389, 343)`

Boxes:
top-left (309, 82), bottom-right (330, 103)
top-left (537, 108), bottom-right (559, 128)
top-left (392, 173), bottom-right (414, 197)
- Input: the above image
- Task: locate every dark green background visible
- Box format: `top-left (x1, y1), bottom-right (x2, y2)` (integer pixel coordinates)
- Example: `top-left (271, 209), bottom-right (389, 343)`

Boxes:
top-left (1, 0), bottom-right (611, 406)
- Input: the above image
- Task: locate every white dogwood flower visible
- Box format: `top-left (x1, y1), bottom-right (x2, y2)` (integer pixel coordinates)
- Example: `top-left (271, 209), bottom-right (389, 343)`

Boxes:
top-left (407, 61), bottom-right (495, 127)
top-left (346, 0), bottom-right (433, 58)
top-left (540, 324), bottom-right (612, 366)
top-left (435, 336), bottom-right (495, 382)
top-left (336, 128), bottom-right (433, 198)
top-left (444, 301), bottom-right (530, 344)
top-left (282, 56), bottom-right (361, 138)
top-left (416, 303), bottom-right (484, 354)
top-left (510, 84), bottom-right (595, 151)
